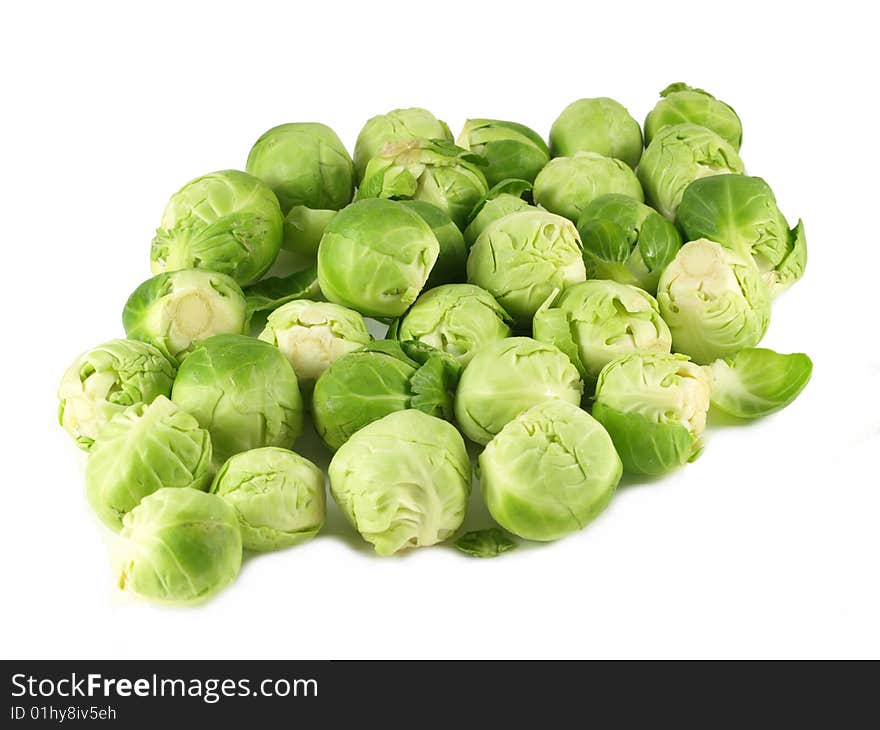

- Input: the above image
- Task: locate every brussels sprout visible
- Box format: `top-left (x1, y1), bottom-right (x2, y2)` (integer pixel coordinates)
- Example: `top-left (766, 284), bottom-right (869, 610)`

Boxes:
top-left (317, 199), bottom-right (439, 318)
top-left (677, 174), bottom-right (807, 296)
top-left (549, 97), bottom-right (643, 168)
top-left (357, 139), bottom-right (489, 229)
top-left (150, 170), bottom-right (283, 287)
top-left (533, 280), bottom-right (672, 388)
top-left (328, 409), bottom-right (470, 555)
top-left (400, 200), bottom-right (467, 287)
top-left (390, 284), bottom-right (511, 366)
top-left (353, 107), bottom-right (453, 181)
top-left (258, 299), bottom-right (371, 393)
top-left (58, 339), bottom-right (175, 450)
top-left (533, 152), bottom-right (643, 222)
top-left (457, 118), bottom-right (550, 187)
top-left (657, 239), bottom-right (771, 365)
top-left (454, 337), bottom-right (583, 445)
top-left (282, 206), bottom-right (338, 258)
top-left (86, 396), bottom-right (212, 530)
top-left (244, 264), bottom-right (321, 314)
top-left (644, 83), bottom-right (742, 150)
top-left (122, 269), bottom-right (248, 361)
top-left (480, 400), bottom-right (622, 541)
top-left (466, 209), bottom-right (586, 325)
top-left (592, 353), bottom-right (712, 474)
top-left (117, 488), bottom-right (242, 604)
top-left (638, 123), bottom-right (744, 220)
top-left (707, 348), bottom-right (812, 419)
top-left (463, 179), bottom-right (535, 247)
top-left (576, 194), bottom-right (682, 294)
top-left (245, 122), bottom-right (354, 214)
top-left (171, 334), bottom-right (303, 464)
top-left (454, 528), bottom-right (517, 558)
top-left (211, 447), bottom-right (325, 551)
top-left (312, 340), bottom-right (459, 452)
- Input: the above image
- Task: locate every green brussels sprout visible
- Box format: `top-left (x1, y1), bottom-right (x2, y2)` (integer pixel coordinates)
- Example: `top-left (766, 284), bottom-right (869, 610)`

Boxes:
top-left (645, 83), bottom-right (742, 150)
top-left (390, 284), bottom-right (511, 366)
top-left (400, 200), bottom-right (467, 287)
top-left (463, 179), bottom-right (535, 247)
top-left (638, 123), bottom-right (744, 220)
top-left (676, 174), bottom-right (807, 296)
top-left (282, 206), bottom-right (338, 259)
top-left (117, 488), bottom-right (242, 604)
top-left (312, 340), bottom-right (459, 452)
top-left (466, 209), bottom-right (586, 325)
top-left (576, 194), bottom-right (682, 294)
top-left (533, 152), bottom-right (643, 223)
top-left (457, 118), bottom-right (550, 187)
top-left (258, 299), bottom-right (371, 393)
top-left (353, 107), bottom-right (453, 181)
top-left (657, 239), bottom-right (771, 365)
top-left (480, 400), bottom-right (622, 541)
top-left (328, 409), bottom-right (470, 555)
top-left (245, 122), bottom-right (354, 214)
top-left (533, 280), bottom-right (672, 388)
top-left (317, 199), bottom-right (439, 318)
top-left (171, 334), bottom-right (303, 464)
top-left (549, 97), bottom-right (643, 168)
top-left (151, 170), bottom-right (283, 287)
top-left (58, 339), bottom-right (175, 450)
top-left (454, 337), bottom-right (583, 445)
top-left (592, 352), bottom-right (712, 474)
top-left (122, 269), bottom-right (248, 361)
top-left (86, 396), bottom-right (212, 530)
top-left (210, 447), bottom-right (325, 551)
top-left (707, 348), bottom-right (812, 419)
top-left (357, 139), bottom-right (489, 228)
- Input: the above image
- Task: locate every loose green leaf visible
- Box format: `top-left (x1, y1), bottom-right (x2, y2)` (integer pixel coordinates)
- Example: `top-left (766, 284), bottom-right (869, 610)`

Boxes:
top-left (244, 265), bottom-right (321, 314)
top-left (454, 528), bottom-right (517, 558)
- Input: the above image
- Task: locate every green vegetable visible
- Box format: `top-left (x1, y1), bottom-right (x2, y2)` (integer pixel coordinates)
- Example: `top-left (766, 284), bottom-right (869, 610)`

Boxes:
top-left (171, 334), bottom-right (303, 464)
top-left (211, 447), bottom-right (325, 551)
top-left (317, 199), bottom-right (439, 318)
top-left (457, 118), bottom-right (550, 187)
top-left (281, 206), bottom-right (338, 258)
top-left (400, 200), bottom-right (467, 287)
top-left (576, 193), bottom-right (682, 294)
top-left (243, 264), bottom-right (321, 314)
top-left (454, 337), bottom-right (583, 445)
top-left (466, 208), bottom-right (586, 325)
top-left (328, 409), bottom-right (470, 555)
top-left (258, 299), bottom-right (371, 394)
top-left (454, 528), bottom-right (516, 558)
top-left (245, 122), bottom-right (353, 214)
top-left (150, 170), bottom-right (283, 286)
top-left (533, 280), bottom-right (671, 388)
top-left (117, 488), bottom-right (242, 604)
top-left (58, 339), bottom-right (175, 450)
top-left (638, 123), bottom-right (744, 220)
top-left (312, 340), bottom-right (459, 452)
top-left (357, 138), bottom-right (489, 228)
top-left (463, 179), bottom-right (535, 247)
top-left (676, 174), bottom-right (806, 296)
top-left (549, 97), bottom-right (643, 168)
top-left (592, 352), bottom-right (712, 474)
top-left (390, 284), bottom-right (511, 366)
top-left (86, 396), bottom-right (212, 530)
top-left (480, 400), bottom-right (622, 541)
top-left (645, 83), bottom-right (742, 149)
top-left (707, 348), bottom-right (812, 419)
top-left (353, 107), bottom-right (452, 181)
top-left (534, 152), bottom-right (644, 222)
top-left (122, 269), bottom-right (248, 361)
top-left (657, 239), bottom-right (771, 365)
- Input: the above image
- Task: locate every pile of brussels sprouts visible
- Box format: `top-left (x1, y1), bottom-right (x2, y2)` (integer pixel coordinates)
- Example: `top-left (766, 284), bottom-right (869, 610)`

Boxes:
top-left (58, 83), bottom-right (812, 604)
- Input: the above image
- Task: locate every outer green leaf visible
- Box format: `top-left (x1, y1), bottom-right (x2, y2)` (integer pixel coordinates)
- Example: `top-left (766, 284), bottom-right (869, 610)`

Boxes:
top-left (454, 528), bottom-right (516, 558)
top-left (244, 264), bottom-right (321, 314)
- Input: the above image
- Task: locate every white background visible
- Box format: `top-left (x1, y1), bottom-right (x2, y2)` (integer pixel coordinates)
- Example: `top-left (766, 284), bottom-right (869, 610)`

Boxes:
top-left (1, 1), bottom-right (878, 659)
